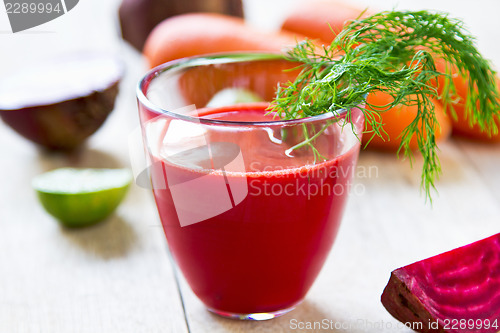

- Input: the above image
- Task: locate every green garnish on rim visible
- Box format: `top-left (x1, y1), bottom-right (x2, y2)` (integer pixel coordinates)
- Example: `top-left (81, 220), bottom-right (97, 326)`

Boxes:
top-left (270, 10), bottom-right (500, 199)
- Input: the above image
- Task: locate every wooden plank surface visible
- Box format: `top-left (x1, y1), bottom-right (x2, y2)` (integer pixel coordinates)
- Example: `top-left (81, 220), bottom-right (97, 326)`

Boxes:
top-left (1, 0), bottom-right (500, 332)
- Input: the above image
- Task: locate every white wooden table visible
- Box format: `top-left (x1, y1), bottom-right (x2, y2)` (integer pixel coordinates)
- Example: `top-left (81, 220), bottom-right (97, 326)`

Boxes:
top-left (1, 0), bottom-right (499, 332)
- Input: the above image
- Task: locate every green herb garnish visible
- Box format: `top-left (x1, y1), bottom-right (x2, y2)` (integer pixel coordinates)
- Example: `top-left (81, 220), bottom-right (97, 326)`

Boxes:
top-left (270, 10), bottom-right (500, 199)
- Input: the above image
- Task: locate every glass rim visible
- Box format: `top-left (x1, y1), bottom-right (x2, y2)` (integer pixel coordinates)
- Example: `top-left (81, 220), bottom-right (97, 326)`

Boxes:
top-left (136, 52), bottom-right (354, 127)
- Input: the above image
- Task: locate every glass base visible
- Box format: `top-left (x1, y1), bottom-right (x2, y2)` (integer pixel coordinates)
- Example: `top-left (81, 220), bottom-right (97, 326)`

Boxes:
top-left (207, 303), bottom-right (299, 321)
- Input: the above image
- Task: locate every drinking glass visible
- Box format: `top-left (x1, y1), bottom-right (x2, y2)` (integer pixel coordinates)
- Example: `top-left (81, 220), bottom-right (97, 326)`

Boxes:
top-left (136, 53), bottom-right (364, 320)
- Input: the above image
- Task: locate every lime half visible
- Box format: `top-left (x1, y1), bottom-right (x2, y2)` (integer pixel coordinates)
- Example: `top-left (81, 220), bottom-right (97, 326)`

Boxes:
top-left (33, 168), bottom-right (132, 227)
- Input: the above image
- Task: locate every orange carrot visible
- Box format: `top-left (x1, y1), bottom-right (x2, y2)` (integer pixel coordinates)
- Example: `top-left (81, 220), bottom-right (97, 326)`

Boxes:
top-left (177, 58), bottom-right (300, 108)
top-left (363, 92), bottom-right (452, 151)
top-left (143, 13), bottom-right (303, 68)
top-left (281, 1), bottom-right (451, 151)
top-left (435, 60), bottom-right (500, 142)
top-left (281, 0), bottom-right (371, 43)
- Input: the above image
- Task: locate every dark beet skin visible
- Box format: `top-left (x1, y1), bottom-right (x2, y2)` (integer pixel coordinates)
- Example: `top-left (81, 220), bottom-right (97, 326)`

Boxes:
top-left (118, 0), bottom-right (243, 51)
top-left (0, 83), bottom-right (119, 150)
top-left (382, 233), bottom-right (500, 333)
top-left (0, 54), bottom-right (122, 151)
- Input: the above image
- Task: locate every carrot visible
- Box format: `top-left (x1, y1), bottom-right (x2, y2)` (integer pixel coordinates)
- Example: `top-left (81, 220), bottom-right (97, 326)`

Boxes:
top-left (281, 1), bottom-right (451, 151)
top-left (363, 92), bottom-right (452, 151)
top-left (281, 0), bottom-right (371, 43)
top-left (119, 0), bottom-right (243, 51)
top-left (177, 58), bottom-right (300, 108)
top-left (143, 13), bottom-right (302, 68)
top-left (435, 60), bottom-right (500, 142)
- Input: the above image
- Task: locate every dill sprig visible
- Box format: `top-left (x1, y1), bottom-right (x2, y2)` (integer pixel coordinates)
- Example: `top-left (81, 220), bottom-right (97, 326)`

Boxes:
top-left (270, 10), bottom-right (500, 199)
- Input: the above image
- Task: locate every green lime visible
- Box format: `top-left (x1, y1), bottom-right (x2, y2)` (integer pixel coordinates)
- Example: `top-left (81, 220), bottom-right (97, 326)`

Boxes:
top-left (206, 88), bottom-right (263, 107)
top-left (32, 168), bottom-right (132, 227)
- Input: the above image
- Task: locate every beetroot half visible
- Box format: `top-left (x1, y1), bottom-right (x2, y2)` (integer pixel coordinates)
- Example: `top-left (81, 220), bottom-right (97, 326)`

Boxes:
top-left (382, 233), bottom-right (500, 333)
top-left (0, 54), bottom-right (122, 151)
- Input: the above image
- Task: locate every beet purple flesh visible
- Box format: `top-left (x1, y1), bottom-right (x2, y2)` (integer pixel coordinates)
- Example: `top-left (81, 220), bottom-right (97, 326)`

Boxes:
top-left (382, 233), bottom-right (500, 333)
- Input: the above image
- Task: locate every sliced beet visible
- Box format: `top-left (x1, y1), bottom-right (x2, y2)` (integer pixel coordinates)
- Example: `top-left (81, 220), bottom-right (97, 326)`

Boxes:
top-left (382, 233), bottom-right (500, 333)
top-left (0, 54), bottom-right (122, 151)
top-left (118, 0), bottom-right (243, 51)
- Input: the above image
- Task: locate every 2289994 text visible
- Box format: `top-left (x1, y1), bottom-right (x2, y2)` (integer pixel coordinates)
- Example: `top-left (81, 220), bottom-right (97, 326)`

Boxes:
top-left (5, 2), bottom-right (62, 14)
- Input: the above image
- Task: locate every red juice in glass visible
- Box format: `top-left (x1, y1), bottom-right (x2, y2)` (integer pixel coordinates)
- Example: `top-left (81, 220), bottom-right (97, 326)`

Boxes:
top-left (137, 54), bottom-right (364, 319)
top-left (147, 104), bottom-right (361, 316)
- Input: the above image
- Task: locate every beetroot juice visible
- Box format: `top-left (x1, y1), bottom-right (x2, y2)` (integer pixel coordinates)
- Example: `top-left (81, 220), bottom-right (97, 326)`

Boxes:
top-left (147, 104), bottom-right (362, 316)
